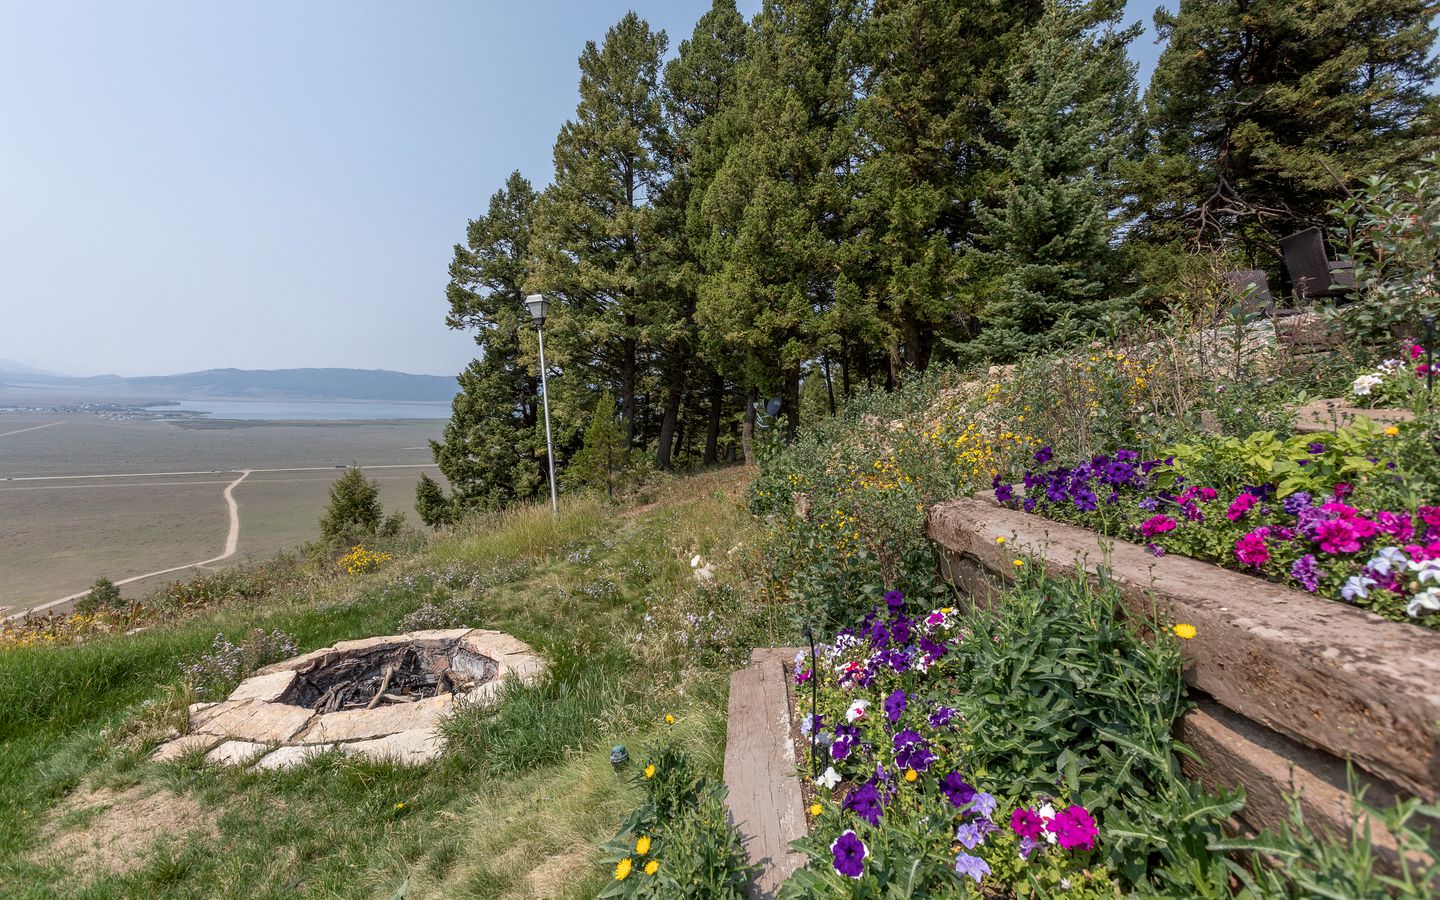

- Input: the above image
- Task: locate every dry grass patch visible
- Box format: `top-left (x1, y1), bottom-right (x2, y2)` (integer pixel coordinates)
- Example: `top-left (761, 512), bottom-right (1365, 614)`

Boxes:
top-left (32, 782), bottom-right (218, 880)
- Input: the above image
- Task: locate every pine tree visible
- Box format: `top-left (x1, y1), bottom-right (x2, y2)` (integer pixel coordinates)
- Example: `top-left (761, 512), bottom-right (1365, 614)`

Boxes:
top-left (564, 391), bottom-right (629, 497)
top-left (320, 466), bottom-right (384, 544)
top-left (1133, 0), bottom-right (1439, 250)
top-left (414, 472), bottom-right (453, 528)
top-left (848, 0), bottom-right (1045, 377)
top-left (694, 0), bottom-right (862, 440)
top-left (653, 0), bottom-right (748, 469)
top-left (431, 172), bottom-right (547, 512)
top-left (531, 13), bottom-right (670, 451)
top-left (961, 0), bottom-right (1138, 361)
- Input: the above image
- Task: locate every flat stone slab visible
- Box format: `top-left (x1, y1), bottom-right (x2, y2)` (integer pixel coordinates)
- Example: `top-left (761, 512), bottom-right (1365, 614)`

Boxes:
top-left (296, 694), bottom-right (454, 743)
top-left (723, 647), bottom-right (807, 899)
top-left (152, 733), bottom-right (223, 762)
top-left (927, 497), bottom-right (1440, 800)
top-left (1292, 399), bottom-right (1414, 434)
top-left (340, 727), bottom-right (444, 765)
top-left (205, 740), bottom-right (269, 766)
top-left (192, 700), bottom-right (314, 744)
top-left (254, 743), bottom-right (339, 771)
top-left (228, 670), bottom-right (297, 703)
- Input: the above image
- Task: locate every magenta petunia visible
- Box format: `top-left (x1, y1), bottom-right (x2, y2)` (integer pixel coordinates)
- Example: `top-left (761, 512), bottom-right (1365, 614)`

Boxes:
top-left (1046, 805), bottom-right (1099, 851)
top-left (1225, 493), bottom-right (1256, 521)
top-left (1140, 515), bottom-right (1176, 537)
top-left (1235, 528), bottom-right (1271, 568)
top-left (1010, 807), bottom-right (1045, 841)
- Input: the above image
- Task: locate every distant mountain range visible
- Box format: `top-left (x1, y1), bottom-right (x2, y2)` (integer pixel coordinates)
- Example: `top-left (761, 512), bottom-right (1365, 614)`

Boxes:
top-left (0, 363), bottom-right (458, 402)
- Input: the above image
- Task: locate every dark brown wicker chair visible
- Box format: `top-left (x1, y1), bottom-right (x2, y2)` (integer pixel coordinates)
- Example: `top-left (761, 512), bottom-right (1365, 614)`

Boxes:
top-left (1280, 227), bottom-right (1356, 302)
top-left (1222, 269), bottom-right (1275, 317)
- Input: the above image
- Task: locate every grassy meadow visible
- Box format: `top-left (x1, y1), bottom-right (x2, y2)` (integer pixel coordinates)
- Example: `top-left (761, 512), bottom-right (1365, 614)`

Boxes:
top-left (0, 468), bottom-right (783, 899)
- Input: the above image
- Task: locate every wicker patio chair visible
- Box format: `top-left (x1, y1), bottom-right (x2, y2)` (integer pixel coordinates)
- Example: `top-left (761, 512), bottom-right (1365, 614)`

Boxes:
top-left (1280, 227), bottom-right (1356, 302)
top-left (1222, 269), bottom-right (1276, 317)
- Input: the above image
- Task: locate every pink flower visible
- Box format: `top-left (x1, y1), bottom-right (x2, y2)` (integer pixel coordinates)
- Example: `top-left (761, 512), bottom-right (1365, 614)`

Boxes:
top-left (1235, 528), bottom-right (1271, 568)
top-left (1045, 805), bottom-right (1099, 851)
top-left (1410, 344), bottom-right (1425, 360)
top-left (1226, 494), bottom-right (1256, 521)
top-left (1420, 507), bottom-right (1440, 538)
top-left (1332, 483), bottom-right (1354, 500)
top-left (1198, 487), bottom-right (1217, 502)
top-left (1418, 364), bottom-right (1432, 377)
top-left (1376, 511), bottom-right (1414, 542)
top-left (1314, 519), bottom-right (1363, 555)
top-left (1010, 808), bottom-right (1045, 841)
top-left (1140, 515), bottom-right (1177, 537)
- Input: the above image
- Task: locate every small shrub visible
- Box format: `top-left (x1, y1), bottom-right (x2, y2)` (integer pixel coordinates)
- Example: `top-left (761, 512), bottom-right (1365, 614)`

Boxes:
top-left (74, 576), bottom-right (124, 614)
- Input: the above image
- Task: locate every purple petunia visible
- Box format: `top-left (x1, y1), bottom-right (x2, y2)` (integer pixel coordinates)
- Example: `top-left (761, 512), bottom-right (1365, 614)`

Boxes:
top-left (941, 772), bottom-right (976, 808)
top-left (830, 830), bottom-right (867, 878)
top-left (1034, 446), bottom-right (1053, 464)
top-left (843, 782), bottom-right (884, 826)
top-left (884, 590), bottom-right (906, 611)
top-left (1282, 491), bottom-right (1313, 516)
top-left (884, 688), bottom-right (907, 723)
top-left (953, 852), bottom-right (991, 884)
top-left (1291, 554), bottom-right (1321, 592)
top-left (928, 706), bottom-right (955, 729)
top-left (955, 817), bottom-right (997, 849)
top-left (969, 791), bottom-right (998, 818)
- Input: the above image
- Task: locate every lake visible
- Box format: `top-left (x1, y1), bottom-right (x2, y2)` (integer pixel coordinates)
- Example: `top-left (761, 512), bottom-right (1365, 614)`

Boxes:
top-left (147, 399), bottom-right (453, 421)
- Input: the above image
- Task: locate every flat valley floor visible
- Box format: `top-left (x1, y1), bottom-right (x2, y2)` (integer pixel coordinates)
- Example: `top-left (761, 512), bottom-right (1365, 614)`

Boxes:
top-left (0, 413), bottom-right (445, 614)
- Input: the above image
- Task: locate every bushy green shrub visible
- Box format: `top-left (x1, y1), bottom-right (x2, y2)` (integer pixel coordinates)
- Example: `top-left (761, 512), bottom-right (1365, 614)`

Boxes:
top-left (74, 576), bottom-right (124, 614)
top-left (598, 738), bottom-right (753, 898)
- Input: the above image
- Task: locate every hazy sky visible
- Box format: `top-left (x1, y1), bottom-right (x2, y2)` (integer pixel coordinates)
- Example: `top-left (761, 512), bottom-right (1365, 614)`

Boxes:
top-left (0, 1), bottom-right (1172, 377)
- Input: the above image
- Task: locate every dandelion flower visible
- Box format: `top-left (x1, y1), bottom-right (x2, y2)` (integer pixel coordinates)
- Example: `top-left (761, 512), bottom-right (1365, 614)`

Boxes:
top-left (809, 803), bottom-right (823, 817)
top-left (644, 860), bottom-right (658, 875)
top-left (615, 858), bottom-right (633, 880)
top-left (1012, 559), bottom-right (1024, 567)
top-left (635, 835), bottom-right (651, 855)
top-left (995, 536), bottom-right (1007, 545)
top-left (644, 764), bottom-right (656, 779)
top-left (663, 713), bottom-right (675, 726)
top-left (394, 802), bottom-right (405, 811)
top-left (904, 768), bottom-right (918, 783)
top-left (1173, 623), bottom-right (1197, 640)
top-left (1385, 425), bottom-right (1400, 436)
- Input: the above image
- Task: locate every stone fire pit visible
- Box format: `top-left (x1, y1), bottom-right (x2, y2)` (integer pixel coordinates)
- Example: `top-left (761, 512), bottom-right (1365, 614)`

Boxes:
top-left (152, 629), bottom-right (543, 769)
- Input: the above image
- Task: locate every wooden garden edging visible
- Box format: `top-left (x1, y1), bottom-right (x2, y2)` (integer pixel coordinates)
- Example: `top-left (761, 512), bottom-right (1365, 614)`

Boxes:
top-left (723, 647), bottom-right (808, 898)
top-left (1291, 398), bottom-right (1414, 434)
top-left (926, 496), bottom-right (1440, 858)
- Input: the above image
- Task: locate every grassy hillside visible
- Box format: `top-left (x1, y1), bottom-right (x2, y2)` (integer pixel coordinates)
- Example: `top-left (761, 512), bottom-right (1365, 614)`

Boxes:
top-left (0, 468), bottom-right (780, 899)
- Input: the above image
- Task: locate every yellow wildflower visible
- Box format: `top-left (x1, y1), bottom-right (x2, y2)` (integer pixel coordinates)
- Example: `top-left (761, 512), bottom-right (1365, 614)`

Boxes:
top-left (644, 764), bottom-right (656, 779)
top-left (995, 536), bottom-right (1007, 545)
top-left (645, 860), bottom-right (659, 876)
top-left (904, 768), bottom-right (918, 783)
top-left (636, 835), bottom-right (651, 855)
top-left (663, 714), bottom-right (675, 726)
top-left (1385, 425), bottom-right (1400, 436)
top-left (394, 802), bottom-right (405, 811)
top-left (1173, 623), bottom-right (1197, 640)
top-left (615, 858), bottom-right (633, 880)
top-left (1013, 559), bottom-right (1024, 567)
top-left (809, 803), bottom-right (823, 817)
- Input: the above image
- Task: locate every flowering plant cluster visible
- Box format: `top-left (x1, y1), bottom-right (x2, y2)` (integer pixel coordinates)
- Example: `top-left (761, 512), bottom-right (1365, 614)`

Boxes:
top-left (994, 436), bottom-right (1440, 628)
top-left (179, 629), bottom-right (299, 698)
top-left (338, 545), bottom-right (392, 575)
top-left (1350, 343), bottom-right (1433, 408)
top-left (787, 591), bottom-right (1118, 896)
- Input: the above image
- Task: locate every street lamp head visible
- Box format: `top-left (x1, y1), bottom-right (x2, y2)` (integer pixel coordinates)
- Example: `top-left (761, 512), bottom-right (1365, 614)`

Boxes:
top-left (524, 294), bottom-right (550, 327)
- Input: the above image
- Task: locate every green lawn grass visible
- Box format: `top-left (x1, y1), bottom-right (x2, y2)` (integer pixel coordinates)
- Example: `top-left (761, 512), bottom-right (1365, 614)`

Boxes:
top-left (0, 468), bottom-right (777, 899)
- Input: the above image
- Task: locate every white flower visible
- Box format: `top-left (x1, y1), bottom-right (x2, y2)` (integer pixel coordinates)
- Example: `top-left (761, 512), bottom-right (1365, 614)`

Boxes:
top-left (845, 699), bottom-right (870, 723)
top-left (1408, 560), bottom-right (1440, 585)
top-left (1368, 546), bottom-right (1409, 577)
top-left (1407, 587), bottom-right (1440, 618)
top-left (1352, 373), bottom-right (1384, 396)
top-left (816, 766), bottom-right (842, 790)
top-left (1037, 803), bottom-right (1058, 843)
top-left (1342, 574), bottom-right (1376, 601)
top-left (1379, 358), bottom-right (1402, 373)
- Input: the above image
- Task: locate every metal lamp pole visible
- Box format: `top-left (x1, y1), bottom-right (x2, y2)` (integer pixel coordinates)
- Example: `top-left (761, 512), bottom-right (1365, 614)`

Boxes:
top-left (525, 294), bottom-right (559, 516)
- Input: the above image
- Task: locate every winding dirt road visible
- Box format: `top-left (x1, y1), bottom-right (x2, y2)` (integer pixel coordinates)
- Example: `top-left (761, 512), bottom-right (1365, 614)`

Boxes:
top-left (5, 470), bottom-right (251, 622)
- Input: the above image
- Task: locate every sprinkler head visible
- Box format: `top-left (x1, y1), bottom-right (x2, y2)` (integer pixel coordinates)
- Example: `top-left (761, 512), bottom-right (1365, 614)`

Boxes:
top-left (610, 745), bottom-right (629, 768)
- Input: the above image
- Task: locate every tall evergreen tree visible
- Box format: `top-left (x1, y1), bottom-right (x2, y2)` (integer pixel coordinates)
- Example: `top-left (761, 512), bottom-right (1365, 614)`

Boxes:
top-left (656, 0), bottom-right (748, 469)
top-left (694, 0), bottom-right (862, 440)
top-left (962, 0), bottom-right (1139, 360)
top-left (531, 13), bottom-right (670, 451)
top-left (848, 0), bottom-right (1045, 378)
top-left (1132, 0), bottom-right (1439, 250)
top-left (431, 172), bottom-right (547, 511)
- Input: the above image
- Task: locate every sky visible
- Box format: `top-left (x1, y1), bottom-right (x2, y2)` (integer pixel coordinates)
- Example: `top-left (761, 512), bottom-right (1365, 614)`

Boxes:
top-left (0, 0), bottom-right (1174, 378)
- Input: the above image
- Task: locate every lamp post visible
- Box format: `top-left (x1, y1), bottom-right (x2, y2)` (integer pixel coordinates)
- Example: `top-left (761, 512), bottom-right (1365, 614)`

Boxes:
top-left (525, 293), bottom-right (559, 516)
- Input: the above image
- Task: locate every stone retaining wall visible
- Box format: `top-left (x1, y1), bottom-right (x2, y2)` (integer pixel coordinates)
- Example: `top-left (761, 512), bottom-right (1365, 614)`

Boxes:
top-left (926, 497), bottom-right (1440, 863)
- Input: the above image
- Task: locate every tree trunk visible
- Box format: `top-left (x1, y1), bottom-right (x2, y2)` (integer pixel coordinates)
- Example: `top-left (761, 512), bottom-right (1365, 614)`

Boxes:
top-left (703, 372), bottom-right (724, 466)
top-left (902, 317), bottom-right (934, 372)
top-left (621, 329), bottom-right (638, 449)
top-left (821, 352), bottom-right (836, 416)
top-left (741, 388), bottom-right (756, 466)
top-left (654, 349), bottom-right (686, 470)
top-left (784, 367), bottom-right (801, 443)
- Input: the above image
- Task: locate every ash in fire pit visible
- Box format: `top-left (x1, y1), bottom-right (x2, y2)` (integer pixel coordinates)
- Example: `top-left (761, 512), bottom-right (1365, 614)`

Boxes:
top-left (279, 644), bottom-right (498, 712)
top-left (152, 629), bottom-right (545, 770)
